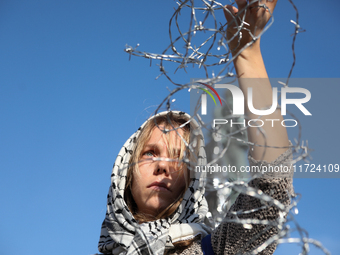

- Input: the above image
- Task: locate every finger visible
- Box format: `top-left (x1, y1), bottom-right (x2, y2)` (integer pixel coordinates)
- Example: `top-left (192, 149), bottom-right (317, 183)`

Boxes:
top-left (258, 0), bottom-right (277, 14)
top-left (245, 0), bottom-right (277, 20)
top-left (223, 5), bottom-right (238, 23)
top-left (235, 0), bottom-right (248, 10)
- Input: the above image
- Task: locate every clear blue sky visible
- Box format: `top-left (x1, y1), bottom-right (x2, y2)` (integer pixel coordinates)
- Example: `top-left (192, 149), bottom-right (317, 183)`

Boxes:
top-left (0, 1), bottom-right (339, 254)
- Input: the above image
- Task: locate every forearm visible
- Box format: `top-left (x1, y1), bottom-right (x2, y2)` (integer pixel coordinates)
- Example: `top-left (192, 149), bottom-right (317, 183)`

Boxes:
top-left (233, 42), bottom-right (289, 162)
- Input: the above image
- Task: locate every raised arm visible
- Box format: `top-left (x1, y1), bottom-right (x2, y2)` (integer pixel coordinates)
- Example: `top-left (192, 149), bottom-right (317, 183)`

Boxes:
top-left (224, 0), bottom-right (289, 162)
top-left (210, 2), bottom-right (294, 254)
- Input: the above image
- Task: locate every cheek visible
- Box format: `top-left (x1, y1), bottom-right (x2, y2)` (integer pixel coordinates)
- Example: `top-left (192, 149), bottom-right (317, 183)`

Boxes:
top-left (130, 173), bottom-right (142, 201)
top-left (172, 170), bottom-right (188, 197)
top-left (131, 176), bottom-right (141, 197)
top-left (130, 179), bottom-right (147, 213)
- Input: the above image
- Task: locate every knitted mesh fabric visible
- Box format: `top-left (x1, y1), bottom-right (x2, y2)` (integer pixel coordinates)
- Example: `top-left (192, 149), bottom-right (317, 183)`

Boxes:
top-left (211, 149), bottom-right (293, 255)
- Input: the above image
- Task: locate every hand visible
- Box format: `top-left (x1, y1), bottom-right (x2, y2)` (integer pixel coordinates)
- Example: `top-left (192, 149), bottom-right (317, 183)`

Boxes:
top-left (223, 0), bottom-right (277, 56)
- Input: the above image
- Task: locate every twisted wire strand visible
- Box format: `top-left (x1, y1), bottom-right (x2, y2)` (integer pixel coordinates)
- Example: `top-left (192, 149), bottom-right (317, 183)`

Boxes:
top-left (124, 1), bottom-right (326, 254)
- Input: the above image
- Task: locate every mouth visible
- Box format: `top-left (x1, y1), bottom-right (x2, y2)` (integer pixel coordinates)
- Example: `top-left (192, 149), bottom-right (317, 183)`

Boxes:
top-left (148, 182), bottom-right (171, 192)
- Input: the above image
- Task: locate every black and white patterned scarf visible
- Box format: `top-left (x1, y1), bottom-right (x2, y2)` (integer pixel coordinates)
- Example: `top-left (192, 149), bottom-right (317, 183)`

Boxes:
top-left (98, 111), bottom-right (211, 255)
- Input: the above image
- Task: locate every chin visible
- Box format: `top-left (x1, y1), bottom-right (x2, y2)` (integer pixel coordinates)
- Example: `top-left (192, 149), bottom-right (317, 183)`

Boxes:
top-left (142, 200), bottom-right (169, 216)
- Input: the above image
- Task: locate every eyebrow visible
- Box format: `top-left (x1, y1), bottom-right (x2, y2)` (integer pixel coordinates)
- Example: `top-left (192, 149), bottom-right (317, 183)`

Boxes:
top-left (144, 144), bottom-right (181, 155)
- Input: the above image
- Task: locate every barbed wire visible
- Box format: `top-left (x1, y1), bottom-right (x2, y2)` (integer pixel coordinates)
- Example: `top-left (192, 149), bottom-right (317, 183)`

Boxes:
top-left (124, 0), bottom-right (327, 254)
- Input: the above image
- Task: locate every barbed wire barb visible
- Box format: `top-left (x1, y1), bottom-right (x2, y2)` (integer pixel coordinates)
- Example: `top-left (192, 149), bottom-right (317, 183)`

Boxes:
top-left (124, 1), bottom-right (328, 254)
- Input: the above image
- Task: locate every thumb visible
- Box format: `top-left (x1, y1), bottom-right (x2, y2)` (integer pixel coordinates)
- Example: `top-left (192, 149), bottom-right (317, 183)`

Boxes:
top-left (223, 5), bottom-right (238, 23)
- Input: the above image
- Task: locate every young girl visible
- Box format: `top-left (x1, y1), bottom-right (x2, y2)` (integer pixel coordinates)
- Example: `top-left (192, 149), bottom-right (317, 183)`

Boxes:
top-left (98, 0), bottom-right (293, 254)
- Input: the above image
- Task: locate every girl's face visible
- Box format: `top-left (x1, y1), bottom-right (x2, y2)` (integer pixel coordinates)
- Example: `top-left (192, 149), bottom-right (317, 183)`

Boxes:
top-left (131, 126), bottom-right (188, 217)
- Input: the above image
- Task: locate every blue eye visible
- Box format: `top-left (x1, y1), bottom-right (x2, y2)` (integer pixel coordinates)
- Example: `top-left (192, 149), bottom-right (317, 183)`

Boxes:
top-left (143, 151), bottom-right (154, 157)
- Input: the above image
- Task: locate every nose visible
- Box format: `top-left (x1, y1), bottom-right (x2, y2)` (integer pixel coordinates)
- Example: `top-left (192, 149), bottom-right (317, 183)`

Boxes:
top-left (154, 158), bottom-right (170, 176)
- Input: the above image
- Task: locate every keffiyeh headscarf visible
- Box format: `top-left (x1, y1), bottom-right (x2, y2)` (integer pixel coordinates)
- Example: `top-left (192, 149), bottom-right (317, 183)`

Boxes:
top-left (98, 111), bottom-right (211, 255)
